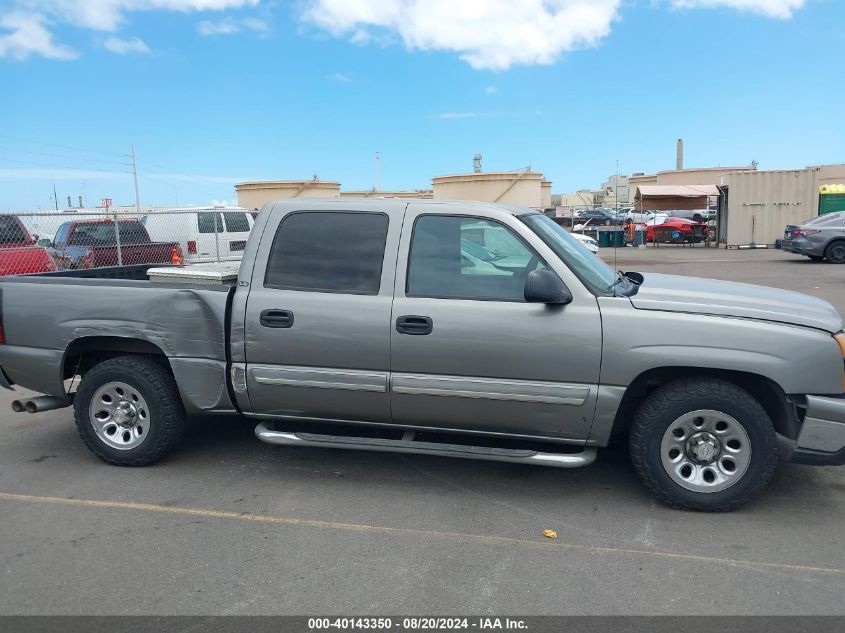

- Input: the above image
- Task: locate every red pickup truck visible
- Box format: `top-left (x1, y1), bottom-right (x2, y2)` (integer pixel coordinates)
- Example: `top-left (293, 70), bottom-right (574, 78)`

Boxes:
top-left (0, 216), bottom-right (58, 276)
top-left (48, 218), bottom-right (181, 269)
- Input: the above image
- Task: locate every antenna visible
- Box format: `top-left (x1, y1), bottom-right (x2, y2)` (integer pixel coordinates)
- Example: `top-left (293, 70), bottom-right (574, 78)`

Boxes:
top-left (130, 144), bottom-right (141, 214)
top-left (614, 159), bottom-right (619, 288)
top-left (375, 151), bottom-right (381, 191)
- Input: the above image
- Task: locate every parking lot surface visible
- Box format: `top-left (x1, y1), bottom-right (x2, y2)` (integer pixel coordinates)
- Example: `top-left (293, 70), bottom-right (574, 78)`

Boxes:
top-left (1, 246), bottom-right (844, 615)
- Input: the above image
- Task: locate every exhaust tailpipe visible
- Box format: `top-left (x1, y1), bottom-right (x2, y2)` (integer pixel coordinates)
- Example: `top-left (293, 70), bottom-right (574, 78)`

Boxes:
top-left (12, 395), bottom-right (73, 414)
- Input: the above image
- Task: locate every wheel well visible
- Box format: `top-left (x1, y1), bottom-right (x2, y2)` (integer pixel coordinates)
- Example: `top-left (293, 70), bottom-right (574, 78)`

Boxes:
top-left (63, 336), bottom-right (168, 380)
top-left (610, 367), bottom-right (798, 440)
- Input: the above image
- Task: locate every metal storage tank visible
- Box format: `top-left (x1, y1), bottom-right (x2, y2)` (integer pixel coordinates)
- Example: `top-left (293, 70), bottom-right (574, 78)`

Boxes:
top-left (432, 171), bottom-right (547, 209)
top-left (235, 179), bottom-right (341, 210)
top-left (721, 169), bottom-right (819, 247)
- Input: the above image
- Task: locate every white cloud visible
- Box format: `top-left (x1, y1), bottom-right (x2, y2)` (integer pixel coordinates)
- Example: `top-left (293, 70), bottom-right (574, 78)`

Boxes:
top-left (669, 0), bottom-right (805, 19)
top-left (438, 112), bottom-right (482, 120)
top-left (1, 1), bottom-right (264, 60)
top-left (301, 0), bottom-right (809, 70)
top-left (0, 12), bottom-right (78, 60)
top-left (327, 72), bottom-right (352, 82)
top-left (302, 0), bottom-right (622, 70)
top-left (103, 36), bottom-right (151, 54)
top-left (25, 1), bottom-right (261, 31)
top-left (485, 86), bottom-right (498, 94)
top-left (197, 15), bottom-right (269, 36)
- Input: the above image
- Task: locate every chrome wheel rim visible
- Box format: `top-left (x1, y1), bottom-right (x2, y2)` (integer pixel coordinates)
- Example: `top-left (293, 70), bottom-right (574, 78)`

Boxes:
top-left (660, 410), bottom-right (751, 493)
top-left (89, 381), bottom-right (150, 450)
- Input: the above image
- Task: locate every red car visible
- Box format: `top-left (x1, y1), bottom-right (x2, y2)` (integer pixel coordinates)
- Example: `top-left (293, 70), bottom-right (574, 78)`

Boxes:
top-left (0, 216), bottom-right (58, 276)
top-left (645, 217), bottom-right (706, 243)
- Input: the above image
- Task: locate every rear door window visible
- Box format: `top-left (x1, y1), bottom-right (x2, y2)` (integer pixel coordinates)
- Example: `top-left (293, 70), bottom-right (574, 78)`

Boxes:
top-left (223, 212), bottom-right (251, 233)
top-left (265, 211), bottom-right (389, 294)
top-left (198, 212), bottom-right (223, 234)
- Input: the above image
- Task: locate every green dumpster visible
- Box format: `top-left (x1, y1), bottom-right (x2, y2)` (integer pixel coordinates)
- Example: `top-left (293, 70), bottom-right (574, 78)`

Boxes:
top-left (610, 230), bottom-right (625, 247)
top-left (598, 230), bottom-right (612, 247)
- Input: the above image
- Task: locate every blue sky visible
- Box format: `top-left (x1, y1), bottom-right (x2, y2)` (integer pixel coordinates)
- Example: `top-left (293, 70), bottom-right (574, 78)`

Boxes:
top-left (0, 0), bottom-right (842, 210)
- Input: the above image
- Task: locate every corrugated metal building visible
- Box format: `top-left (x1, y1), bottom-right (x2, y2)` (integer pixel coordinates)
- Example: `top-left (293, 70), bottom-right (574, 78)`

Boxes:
top-left (720, 169), bottom-right (819, 247)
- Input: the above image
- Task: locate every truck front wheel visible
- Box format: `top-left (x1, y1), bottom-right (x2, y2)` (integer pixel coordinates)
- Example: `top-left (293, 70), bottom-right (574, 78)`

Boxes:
top-left (629, 377), bottom-right (778, 511)
top-left (73, 356), bottom-right (186, 466)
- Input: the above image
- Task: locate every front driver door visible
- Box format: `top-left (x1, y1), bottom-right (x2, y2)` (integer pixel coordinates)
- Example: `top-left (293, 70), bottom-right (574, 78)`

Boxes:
top-left (389, 206), bottom-right (602, 442)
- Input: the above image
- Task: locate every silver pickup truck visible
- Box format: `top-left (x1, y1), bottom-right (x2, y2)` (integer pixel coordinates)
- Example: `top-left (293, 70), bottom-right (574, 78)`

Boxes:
top-left (1, 199), bottom-right (844, 511)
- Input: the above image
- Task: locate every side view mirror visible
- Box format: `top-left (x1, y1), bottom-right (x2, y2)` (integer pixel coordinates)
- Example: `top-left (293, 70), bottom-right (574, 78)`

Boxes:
top-left (524, 269), bottom-right (573, 305)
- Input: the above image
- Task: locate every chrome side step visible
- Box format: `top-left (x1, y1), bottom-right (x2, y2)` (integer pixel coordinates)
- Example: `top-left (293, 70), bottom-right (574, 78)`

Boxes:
top-left (254, 422), bottom-right (596, 469)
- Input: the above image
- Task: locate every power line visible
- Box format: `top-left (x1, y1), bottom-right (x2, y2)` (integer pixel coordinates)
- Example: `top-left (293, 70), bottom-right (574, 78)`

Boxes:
top-left (0, 134), bottom-right (127, 159)
top-left (0, 145), bottom-right (129, 168)
top-left (0, 155), bottom-right (128, 173)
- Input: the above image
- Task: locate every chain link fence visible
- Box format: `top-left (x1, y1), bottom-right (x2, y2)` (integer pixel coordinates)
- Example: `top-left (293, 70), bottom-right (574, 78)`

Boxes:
top-left (0, 208), bottom-right (256, 277)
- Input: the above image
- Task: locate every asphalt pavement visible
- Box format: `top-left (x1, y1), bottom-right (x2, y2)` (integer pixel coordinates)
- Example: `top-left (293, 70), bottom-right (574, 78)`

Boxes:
top-left (1, 246), bottom-right (843, 615)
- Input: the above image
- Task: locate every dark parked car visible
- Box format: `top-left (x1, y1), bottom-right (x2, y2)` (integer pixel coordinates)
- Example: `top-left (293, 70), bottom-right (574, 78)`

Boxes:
top-left (573, 209), bottom-right (623, 226)
top-left (782, 212), bottom-right (845, 263)
top-left (48, 218), bottom-right (182, 269)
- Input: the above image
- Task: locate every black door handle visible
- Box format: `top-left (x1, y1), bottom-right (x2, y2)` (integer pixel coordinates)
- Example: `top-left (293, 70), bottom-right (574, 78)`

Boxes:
top-left (260, 309), bottom-right (294, 328)
top-left (396, 315), bottom-right (433, 335)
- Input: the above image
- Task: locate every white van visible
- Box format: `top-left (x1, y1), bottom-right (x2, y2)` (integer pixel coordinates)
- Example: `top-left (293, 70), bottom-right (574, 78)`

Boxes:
top-left (140, 207), bottom-right (255, 263)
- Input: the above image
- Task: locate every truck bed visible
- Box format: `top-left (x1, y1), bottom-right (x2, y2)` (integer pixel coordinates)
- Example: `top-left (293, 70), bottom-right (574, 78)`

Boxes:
top-left (0, 269), bottom-right (233, 412)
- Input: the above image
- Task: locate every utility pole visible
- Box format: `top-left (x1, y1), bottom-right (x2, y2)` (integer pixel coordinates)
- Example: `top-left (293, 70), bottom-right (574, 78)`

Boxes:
top-left (130, 144), bottom-right (141, 214)
top-left (615, 159), bottom-right (620, 214)
top-left (375, 151), bottom-right (381, 192)
top-left (52, 182), bottom-right (59, 211)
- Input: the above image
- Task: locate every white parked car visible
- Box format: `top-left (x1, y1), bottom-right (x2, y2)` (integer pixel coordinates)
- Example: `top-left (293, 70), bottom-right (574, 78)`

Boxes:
top-left (625, 210), bottom-right (669, 225)
top-left (570, 232), bottom-right (599, 254)
top-left (141, 207), bottom-right (255, 263)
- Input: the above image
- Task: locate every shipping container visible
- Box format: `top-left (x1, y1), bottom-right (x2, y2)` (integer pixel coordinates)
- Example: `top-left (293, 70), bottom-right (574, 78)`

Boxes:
top-left (720, 169), bottom-right (819, 247)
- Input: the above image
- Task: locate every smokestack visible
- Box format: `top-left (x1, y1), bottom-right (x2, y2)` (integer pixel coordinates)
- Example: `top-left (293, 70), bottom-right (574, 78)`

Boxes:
top-left (66, 196), bottom-right (72, 208)
top-left (676, 138), bottom-right (684, 170)
top-left (78, 195), bottom-right (83, 208)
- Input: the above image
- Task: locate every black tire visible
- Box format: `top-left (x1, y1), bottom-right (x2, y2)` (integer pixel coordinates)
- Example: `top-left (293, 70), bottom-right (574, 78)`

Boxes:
top-left (693, 214), bottom-right (703, 223)
top-left (629, 377), bottom-right (778, 511)
top-left (73, 355), bottom-right (186, 466)
top-left (824, 240), bottom-right (845, 264)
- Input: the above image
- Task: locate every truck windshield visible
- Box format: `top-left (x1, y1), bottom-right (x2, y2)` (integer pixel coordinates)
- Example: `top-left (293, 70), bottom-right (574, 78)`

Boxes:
top-left (521, 214), bottom-right (618, 294)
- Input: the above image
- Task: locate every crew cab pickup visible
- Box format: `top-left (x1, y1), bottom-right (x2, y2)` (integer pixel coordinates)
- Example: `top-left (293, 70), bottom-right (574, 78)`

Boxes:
top-left (1, 199), bottom-right (844, 511)
top-left (47, 218), bottom-right (181, 269)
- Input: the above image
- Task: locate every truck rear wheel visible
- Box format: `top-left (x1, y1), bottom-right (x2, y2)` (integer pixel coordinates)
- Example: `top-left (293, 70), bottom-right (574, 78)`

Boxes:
top-left (73, 356), bottom-right (186, 466)
top-left (629, 377), bottom-right (777, 511)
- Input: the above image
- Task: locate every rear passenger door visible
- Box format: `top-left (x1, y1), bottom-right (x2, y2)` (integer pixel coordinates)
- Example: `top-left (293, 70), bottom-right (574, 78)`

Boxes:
top-left (244, 204), bottom-right (404, 423)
